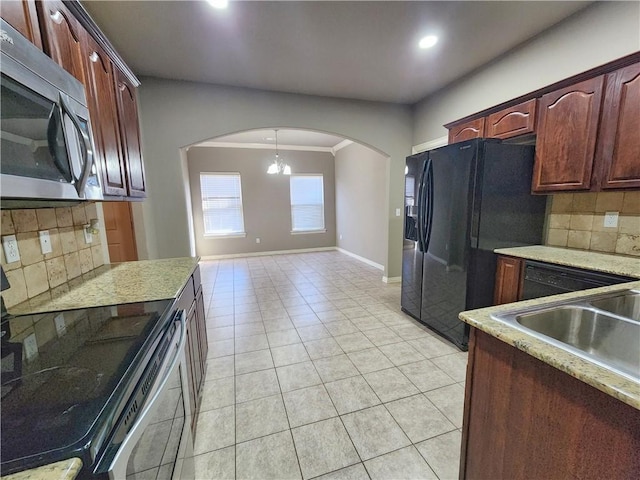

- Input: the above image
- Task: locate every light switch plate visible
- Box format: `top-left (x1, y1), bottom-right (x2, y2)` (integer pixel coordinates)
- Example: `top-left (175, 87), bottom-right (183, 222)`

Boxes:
top-left (604, 211), bottom-right (619, 228)
top-left (2, 235), bottom-right (20, 263)
top-left (39, 230), bottom-right (53, 254)
top-left (54, 313), bottom-right (66, 336)
top-left (24, 333), bottom-right (38, 361)
top-left (83, 225), bottom-right (93, 244)
top-left (395, 208), bottom-right (401, 217)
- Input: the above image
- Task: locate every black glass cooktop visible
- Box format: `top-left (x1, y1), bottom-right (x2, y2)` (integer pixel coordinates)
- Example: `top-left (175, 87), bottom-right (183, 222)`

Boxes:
top-left (0, 299), bottom-right (174, 476)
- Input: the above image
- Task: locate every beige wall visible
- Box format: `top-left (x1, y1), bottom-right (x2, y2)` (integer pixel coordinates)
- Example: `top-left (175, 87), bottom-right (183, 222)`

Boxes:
top-left (1, 203), bottom-right (108, 309)
top-left (135, 79), bottom-right (412, 278)
top-left (546, 192), bottom-right (640, 256)
top-left (412, 1), bottom-right (640, 144)
top-left (334, 142), bottom-right (388, 267)
top-left (187, 146), bottom-right (336, 256)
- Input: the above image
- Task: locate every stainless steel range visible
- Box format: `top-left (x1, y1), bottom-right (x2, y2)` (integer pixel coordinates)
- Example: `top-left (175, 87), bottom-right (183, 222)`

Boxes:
top-left (1, 299), bottom-right (194, 479)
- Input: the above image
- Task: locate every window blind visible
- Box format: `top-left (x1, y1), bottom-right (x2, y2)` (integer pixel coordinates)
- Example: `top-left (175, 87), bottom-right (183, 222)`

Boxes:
top-left (290, 174), bottom-right (325, 232)
top-left (200, 173), bottom-right (245, 236)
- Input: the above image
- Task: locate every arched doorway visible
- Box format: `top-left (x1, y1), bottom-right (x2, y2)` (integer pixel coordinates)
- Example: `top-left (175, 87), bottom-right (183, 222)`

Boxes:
top-left (182, 128), bottom-right (390, 271)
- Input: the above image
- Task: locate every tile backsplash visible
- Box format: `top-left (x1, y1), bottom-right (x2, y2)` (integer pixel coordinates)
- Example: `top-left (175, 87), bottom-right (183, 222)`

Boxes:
top-left (546, 191), bottom-right (640, 256)
top-left (1, 203), bottom-right (108, 309)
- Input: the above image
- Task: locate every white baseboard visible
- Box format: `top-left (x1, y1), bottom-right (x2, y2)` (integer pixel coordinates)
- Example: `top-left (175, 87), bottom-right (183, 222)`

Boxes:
top-left (335, 247), bottom-right (384, 271)
top-left (200, 246), bottom-right (335, 260)
top-left (382, 276), bottom-right (401, 284)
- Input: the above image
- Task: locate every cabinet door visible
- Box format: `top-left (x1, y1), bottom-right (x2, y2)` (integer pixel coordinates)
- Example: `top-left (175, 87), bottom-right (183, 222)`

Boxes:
top-left (36, 0), bottom-right (85, 83)
top-left (187, 302), bottom-right (203, 397)
top-left (486, 99), bottom-right (537, 140)
top-left (195, 286), bottom-right (208, 373)
top-left (114, 68), bottom-right (147, 197)
top-left (532, 76), bottom-right (604, 192)
top-left (493, 256), bottom-right (523, 305)
top-left (1, 0), bottom-right (42, 48)
top-left (596, 63), bottom-right (640, 190)
top-left (184, 309), bottom-right (199, 432)
top-left (83, 36), bottom-right (127, 196)
top-left (448, 118), bottom-right (485, 144)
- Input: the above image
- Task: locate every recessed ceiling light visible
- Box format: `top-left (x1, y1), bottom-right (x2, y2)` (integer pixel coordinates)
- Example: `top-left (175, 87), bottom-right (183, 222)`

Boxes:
top-left (207, 0), bottom-right (228, 10)
top-left (419, 35), bottom-right (438, 49)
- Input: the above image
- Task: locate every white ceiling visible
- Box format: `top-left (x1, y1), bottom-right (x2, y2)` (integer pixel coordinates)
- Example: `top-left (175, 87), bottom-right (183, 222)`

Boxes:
top-left (82, 1), bottom-right (592, 104)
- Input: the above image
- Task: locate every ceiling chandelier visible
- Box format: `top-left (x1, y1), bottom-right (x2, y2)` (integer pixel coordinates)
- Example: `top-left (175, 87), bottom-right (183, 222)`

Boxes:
top-left (267, 129), bottom-right (291, 175)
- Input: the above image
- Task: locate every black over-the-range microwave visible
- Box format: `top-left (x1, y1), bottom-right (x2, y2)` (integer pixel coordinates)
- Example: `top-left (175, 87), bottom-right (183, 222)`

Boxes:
top-left (0, 19), bottom-right (102, 202)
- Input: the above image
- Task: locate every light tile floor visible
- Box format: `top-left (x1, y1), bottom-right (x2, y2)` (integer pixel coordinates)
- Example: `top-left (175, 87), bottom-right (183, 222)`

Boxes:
top-left (194, 251), bottom-right (467, 480)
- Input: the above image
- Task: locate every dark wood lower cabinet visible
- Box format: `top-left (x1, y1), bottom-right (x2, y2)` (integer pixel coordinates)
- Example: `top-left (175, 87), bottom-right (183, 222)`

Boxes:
top-left (461, 328), bottom-right (640, 480)
top-left (493, 255), bottom-right (523, 305)
top-left (177, 266), bottom-right (208, 434)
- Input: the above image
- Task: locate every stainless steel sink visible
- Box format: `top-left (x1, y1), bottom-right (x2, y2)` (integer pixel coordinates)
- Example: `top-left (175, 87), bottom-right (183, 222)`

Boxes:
top-left (491, 290), bottom-right (640, 382)
top-left (515, 306), bottom-right (639, 379)
top-left (588, 291), bottom-right (640, 321)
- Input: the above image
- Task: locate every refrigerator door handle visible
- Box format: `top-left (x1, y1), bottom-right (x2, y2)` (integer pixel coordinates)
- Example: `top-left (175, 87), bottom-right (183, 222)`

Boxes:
top-left (424, 160), bottom-right (434, 251)
top-left (415, 158), bottom-right (428, 253)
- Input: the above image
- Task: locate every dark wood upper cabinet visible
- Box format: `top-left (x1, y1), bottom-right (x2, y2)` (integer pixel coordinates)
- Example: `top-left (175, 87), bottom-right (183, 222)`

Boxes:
top-left (595, 63), bottom-right (640, 190)
top-left (493, 256), bottom-right (523, 305)
top-left (115, 68), bottom-right (147, 197)
top-left (486, 99), bottom-right (537, 140)
top-left (1, 0), bottom-right (42, 48)
top-left (448, 118), bottom-right (485, 144)
top-left (6, 0), bottom-right (147, 200)
top-left (532, 76), bottom-right (604, 193)
top-left (83, 36), bottom-right (127, 196)
top-left (36, 0), bottom-right (86, 83)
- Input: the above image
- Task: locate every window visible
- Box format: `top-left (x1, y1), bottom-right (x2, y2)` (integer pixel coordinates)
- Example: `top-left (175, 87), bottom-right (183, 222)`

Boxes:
top-left (405, 175), bottom-right (415, 207)
top-left (200, 173), bottom-right (245, 236)
top-left (290, 174), bottom-right (325, 233)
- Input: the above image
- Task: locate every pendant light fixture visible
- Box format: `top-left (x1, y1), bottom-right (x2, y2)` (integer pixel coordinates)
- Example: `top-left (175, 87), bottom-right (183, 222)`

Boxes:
top-left (267, 129), bottom-right (291, 175)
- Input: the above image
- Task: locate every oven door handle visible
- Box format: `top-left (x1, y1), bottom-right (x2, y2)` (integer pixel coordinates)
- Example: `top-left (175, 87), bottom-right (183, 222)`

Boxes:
top-left (59, 93), bottom-right (94, 198)
top-left (107, 310), bottom-right (187, 480)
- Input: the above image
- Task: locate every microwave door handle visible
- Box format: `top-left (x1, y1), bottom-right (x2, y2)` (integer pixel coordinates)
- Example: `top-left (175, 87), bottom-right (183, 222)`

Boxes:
top-left (59, 94), bottom-right (93, 197)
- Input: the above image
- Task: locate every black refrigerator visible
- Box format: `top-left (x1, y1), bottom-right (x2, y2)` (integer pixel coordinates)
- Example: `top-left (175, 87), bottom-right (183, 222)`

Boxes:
top-left (401, 138), bottom-right (547, 350)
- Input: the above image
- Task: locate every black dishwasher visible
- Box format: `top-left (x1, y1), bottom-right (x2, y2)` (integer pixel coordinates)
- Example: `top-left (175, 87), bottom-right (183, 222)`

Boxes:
top-left (521, 260), bottom-right (635, 300)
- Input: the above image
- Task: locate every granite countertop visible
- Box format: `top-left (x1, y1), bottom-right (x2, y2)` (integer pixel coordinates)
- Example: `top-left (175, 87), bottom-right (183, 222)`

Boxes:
top-left (459, 280), bottom-right (640, 410)
top-left (1, 459), bottom-right (82, 480)
top-left (495, 245), bottom-right (640, 278)
top-left (8, 257), bottom-right (200, 316)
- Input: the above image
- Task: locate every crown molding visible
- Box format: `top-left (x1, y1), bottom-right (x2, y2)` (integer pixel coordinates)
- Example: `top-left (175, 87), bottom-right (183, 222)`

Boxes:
top-left (332, 139), bottom-right (354, 155)
top-left (194, 141), bottom-right (336, 153)
top-left (412, 136), bottom-right (448, 154)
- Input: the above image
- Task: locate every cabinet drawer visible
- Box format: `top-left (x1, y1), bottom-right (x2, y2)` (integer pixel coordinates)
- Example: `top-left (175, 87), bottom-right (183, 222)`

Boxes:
top-left (448, 118), bottom-right (485, 144)
top-left (486, 99), bottom-right (537, 140)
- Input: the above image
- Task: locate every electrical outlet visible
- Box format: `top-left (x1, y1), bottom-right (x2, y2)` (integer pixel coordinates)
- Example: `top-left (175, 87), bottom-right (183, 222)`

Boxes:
top-left (24, 333), bottom-right (38, 361)
top-left (83, 225), bottom-right (93, 244)
top-left (256, 237), bottom-right (261, 244)
top-left (39, 230), bottom-right (53, 254)
top-left (54, 313), bottom-right (66, 336)
top-left (603, 211), bottom-right (619, 228)
top-left (2, 235), bottom-right (20, 263)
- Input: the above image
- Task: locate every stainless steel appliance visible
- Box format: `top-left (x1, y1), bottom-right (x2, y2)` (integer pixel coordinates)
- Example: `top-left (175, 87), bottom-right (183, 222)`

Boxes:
top-left (402, 139), bottom-right (547, 350)
top-left (1, 300), bottom-right (194, 479)
top-left (0, 20), bottom-right (102, 202)
top-left (521, 260), bottom-right (634, 300)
